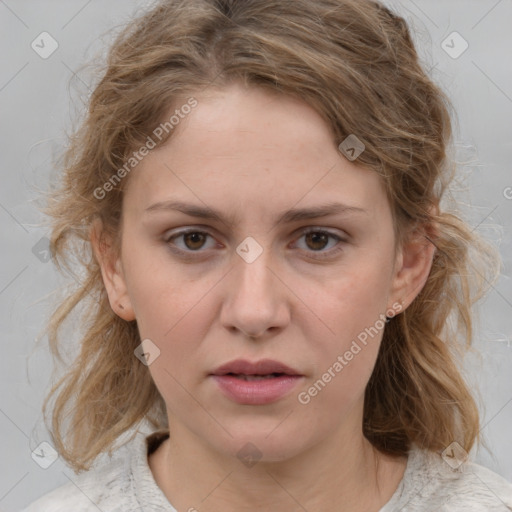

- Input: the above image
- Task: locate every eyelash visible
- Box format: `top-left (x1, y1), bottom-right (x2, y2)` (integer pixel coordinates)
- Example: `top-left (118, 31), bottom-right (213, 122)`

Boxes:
top-left (164, 227), bottom-right (346, 260)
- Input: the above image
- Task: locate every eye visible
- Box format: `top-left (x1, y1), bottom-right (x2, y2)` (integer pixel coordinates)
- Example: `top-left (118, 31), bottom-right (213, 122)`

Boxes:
top-left (164, 227), bottom-right (346, 259)
top-left (165, 229), bottom-right (218, 253)
top-left (293, 228), bottom-right (345, 258)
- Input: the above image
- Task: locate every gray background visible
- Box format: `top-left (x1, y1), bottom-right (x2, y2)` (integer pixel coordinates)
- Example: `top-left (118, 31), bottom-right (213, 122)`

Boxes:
top-left (1, 0), bottom-right (511, 510)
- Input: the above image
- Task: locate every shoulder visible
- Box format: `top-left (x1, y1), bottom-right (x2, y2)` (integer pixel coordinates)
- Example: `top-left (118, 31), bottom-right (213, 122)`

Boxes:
top-left (21, 455), bottom-right (134, 512)
top-left (20, 431), bottom-right (167, 512)
top-left (434, 459), bottom-right (512, 511)
top-left (388, 445), bottom-right (512, 511)
top-left (21, 430), bottom-right (174, 512)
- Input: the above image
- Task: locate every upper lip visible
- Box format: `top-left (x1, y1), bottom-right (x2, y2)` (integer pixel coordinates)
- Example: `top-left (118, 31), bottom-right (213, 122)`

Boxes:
top-left (211, 359), bottom-right (302, 376)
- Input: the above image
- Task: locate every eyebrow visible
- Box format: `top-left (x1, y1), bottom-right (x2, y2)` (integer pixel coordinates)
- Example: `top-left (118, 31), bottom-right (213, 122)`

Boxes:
top-left (144, 199), bottom-right (367, 227)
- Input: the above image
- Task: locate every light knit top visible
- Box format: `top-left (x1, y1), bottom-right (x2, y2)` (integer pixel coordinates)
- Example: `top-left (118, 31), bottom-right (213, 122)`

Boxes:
top-left (22, 431), bottom-right (512, 511)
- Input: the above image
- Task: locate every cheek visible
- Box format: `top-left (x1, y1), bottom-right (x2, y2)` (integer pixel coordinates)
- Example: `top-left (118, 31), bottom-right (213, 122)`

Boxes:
top-left (121, 241), bottom-right (200, 335)
top-left (136, 295), bottom-right (220, 421)
top-left (300, 256), bottom-right (392, 402)
top-left (122, 246), bottom-right (221, 377)
top-left (316, 258), bottom-right (392, 342)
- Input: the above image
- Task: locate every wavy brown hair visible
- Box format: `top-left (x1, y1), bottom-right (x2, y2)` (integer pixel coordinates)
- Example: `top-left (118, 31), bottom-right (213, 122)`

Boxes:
top-left (40, 0), bottom-right (500, 471)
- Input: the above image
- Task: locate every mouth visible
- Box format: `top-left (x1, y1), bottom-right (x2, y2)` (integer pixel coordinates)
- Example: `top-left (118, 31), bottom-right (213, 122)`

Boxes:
top-left (222, 372), bottom-right (289, 381)
top-left (211, 358), bottom-right (302, 378)
top-left (210, 359), bottom-right (303, 405)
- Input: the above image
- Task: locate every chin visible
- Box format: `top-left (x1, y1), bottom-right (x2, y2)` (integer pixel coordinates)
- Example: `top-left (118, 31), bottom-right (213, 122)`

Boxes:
top-left (205, 421), bottom-right (313, 465)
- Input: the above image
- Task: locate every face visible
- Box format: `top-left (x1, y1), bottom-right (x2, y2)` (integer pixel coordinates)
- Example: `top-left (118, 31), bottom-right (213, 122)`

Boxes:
top-left (95, 83), bottom-right (431, 463)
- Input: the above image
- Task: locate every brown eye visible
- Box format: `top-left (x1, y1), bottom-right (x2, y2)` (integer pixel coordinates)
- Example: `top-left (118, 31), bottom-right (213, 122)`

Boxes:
top-left (304, 232), bottom-right (330, 251)
top-left (165, 229), bottom-right (216, 254)
top-left (182, 232), bottom-right (207, 250)
top-left (293, 228), bottom-right (346, 259)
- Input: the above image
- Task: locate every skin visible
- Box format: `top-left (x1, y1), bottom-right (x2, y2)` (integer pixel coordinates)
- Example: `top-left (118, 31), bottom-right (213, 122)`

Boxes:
top-left (92, 82), bottom-right (435, 512)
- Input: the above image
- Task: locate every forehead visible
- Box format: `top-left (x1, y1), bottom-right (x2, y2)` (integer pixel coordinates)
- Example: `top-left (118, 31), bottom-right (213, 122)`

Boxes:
top-left (122, 83), bottom-right (388, 221)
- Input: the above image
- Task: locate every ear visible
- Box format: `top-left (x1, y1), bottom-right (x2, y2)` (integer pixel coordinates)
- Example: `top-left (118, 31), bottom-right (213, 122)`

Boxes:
top-left (90, 218), bottom-right (136, 322)
top-left (388, 222), bottom-right (437, 313)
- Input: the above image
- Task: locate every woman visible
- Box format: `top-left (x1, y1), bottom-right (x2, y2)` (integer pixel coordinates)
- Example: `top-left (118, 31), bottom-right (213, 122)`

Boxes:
top-left (23, 0), bottom-right (512, 510)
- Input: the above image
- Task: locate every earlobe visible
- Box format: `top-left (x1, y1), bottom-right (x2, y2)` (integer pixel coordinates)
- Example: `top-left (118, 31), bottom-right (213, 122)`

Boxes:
top-left (90, 219), bottom-right (136, 322)
top-left (389, 228), bottom-right (436, 313)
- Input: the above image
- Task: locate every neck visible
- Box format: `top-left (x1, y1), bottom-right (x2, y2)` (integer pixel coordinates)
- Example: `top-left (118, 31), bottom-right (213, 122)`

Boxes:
top-left (149, 416), bottom-right (407, 512)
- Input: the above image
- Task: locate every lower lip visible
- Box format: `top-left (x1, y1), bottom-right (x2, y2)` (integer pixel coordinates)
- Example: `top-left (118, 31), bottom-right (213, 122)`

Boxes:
top-left (211, 375), bottom-right (303, 405)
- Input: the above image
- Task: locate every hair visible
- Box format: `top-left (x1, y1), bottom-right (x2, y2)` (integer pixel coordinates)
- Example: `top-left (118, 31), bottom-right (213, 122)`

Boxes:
top-left (40, 0), bottom-right (500, 472)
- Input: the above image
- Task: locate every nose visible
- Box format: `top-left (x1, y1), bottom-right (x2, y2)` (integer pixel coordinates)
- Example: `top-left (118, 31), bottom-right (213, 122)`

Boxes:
top-left (220, 242), bottom-right (290, 340)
